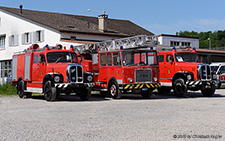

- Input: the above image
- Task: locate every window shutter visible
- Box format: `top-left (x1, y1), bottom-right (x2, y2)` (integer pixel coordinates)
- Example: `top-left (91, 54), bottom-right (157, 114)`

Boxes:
top-left (41, 30), bottom-right (45, 42)
top-left (22, 34), bottom-right (25, 45)
top-left (33, 32), bottom-right (36, 43)
top-left (29, 32), bottom-right (32, 44)
top-left (9, 36), bottom-right (12, 47)
top-left (14, 35), bottom-right (19, 46)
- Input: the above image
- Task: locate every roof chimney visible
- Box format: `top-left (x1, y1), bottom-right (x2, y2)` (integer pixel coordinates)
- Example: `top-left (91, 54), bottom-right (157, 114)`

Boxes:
top-left (98, 12), bottom-right (108, 32)
top-left (19, 5), bottom-right (23, 14)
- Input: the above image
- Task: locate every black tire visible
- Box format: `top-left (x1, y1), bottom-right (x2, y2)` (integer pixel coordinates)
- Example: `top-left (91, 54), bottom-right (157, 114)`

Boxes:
top-left (157, 87), bottom-right (171, 95)
top-left (201, 86), bottom-right (216, 97)
top-left (44, 81), bottom-right (56, 101)
top-left (78, 88), bottom-right (91, 100)
top-left (108, 81), bottom-right (121, 99)
top-left (17, 80), bottom-right (25, 98)
top-left (141, 89), bottom-right (152, 99)
top-left (173, 78), bottom-right (188, 97)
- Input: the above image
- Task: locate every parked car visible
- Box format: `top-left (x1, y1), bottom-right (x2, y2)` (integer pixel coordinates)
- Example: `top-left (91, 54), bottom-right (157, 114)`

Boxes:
top-left (210, 62), bottom-right (225, 88)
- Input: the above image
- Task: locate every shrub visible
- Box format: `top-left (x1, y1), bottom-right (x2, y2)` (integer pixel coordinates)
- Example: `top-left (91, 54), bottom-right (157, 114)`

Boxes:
top-left (0, 83), bottom-right (17, 96)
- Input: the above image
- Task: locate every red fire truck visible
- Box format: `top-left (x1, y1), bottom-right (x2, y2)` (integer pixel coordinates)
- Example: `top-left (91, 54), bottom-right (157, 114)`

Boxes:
top-left (157, 47), bottom-right (216, 97)
top-left (12, 44), bottom-right (94, 101)
top-left (74, 35), bottom-right (161, 99)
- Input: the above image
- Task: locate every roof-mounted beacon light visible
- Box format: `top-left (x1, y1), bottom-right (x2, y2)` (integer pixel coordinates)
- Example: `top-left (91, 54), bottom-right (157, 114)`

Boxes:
top-left (172, 47), bottom-right (176, 53)
top-left (192, 47), bottom-right (196, 53)
top-left (150, 47), bottom-right (153, 50)
top-left (45, 44), bottom-right (49, 50)
top-left (70, 45), bottom-right (74, 51)
top-left (120, 46), bottom-right (123, 50)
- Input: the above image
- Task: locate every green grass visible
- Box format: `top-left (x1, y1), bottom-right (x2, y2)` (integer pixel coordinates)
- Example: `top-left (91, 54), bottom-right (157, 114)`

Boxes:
top-left (0, 83), bottom-right (17, 96)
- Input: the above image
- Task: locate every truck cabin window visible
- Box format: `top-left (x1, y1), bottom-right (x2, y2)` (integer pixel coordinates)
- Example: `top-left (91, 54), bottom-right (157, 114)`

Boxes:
top-left (175, 53), bottom-right (199, 62)
top-left (122, 50), bottom-right (157, 66)
top-left (47, 52), bottom-right (78, 63)
top-left (113, 52), bottom-right (121, 66)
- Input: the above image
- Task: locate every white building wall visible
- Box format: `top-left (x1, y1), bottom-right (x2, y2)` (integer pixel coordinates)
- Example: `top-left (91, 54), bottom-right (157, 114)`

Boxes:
top-left (158, 36), bottom-right (199, 48)
top-left (0, 10), bottom-right (61, 61)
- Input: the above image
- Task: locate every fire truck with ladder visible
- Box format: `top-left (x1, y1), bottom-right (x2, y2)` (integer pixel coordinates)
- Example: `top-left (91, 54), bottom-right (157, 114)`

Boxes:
top-left (157, 47), bottom-right (216, 97)
top-left (12, 44), bottom-right (95, 101)
top-left (73, 35), bottom-right (161, 99)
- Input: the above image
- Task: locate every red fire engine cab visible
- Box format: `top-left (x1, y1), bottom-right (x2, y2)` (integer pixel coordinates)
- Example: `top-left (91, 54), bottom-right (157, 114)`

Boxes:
top-left (157, 47), bottom-right (216, 97)
top-left (12, 44), bottom-right (94, 101)
top-left (74, 35), bottom-right (161, 99)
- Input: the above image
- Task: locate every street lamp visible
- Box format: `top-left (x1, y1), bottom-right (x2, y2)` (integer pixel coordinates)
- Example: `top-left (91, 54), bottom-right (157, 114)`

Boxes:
top-left (208, 38), bottom-right (211, 50)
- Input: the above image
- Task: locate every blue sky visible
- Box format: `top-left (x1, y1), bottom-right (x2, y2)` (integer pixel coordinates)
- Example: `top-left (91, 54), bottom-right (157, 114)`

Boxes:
top-left (1, 0), bottom-right (225, 35)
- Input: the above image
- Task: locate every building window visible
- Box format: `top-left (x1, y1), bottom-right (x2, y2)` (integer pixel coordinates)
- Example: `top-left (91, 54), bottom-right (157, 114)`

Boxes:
top-left (71, 36), bottom-right (76, 40)
top-left (33, 30), bottom-right (44, 43)
top-left (181, 42), bottom-right (191, 47)
top-left (170, 41), bottom-right (180, 47)
top-left (1, 60), bottom-right (11, 78)
top-left (0, 35), bottom-right (5, 49)
top-left (9, 35), bottom-right (19, 47)
top-left (22, 32), bottom-right (32, 44)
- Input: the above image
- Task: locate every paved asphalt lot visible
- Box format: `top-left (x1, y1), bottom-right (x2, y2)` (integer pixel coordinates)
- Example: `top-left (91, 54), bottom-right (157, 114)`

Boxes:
top-left (0, 89), bottom-right (225, 141)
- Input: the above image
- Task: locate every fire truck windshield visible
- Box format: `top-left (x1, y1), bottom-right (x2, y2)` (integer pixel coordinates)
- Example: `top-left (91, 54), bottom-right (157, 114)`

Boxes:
top-left (122, 50), bottom-right (157, 66)
top-left (175, 53), bottom-right (200, 62)
top-left (47, 52), bottom-right (78, 63)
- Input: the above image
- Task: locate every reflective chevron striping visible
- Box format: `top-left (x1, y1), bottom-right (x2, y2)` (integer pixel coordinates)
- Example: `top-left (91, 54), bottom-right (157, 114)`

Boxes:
top-left (146, 84), bottom-right (150, 88)
top-left (157, 83), bottom-right (161, 87)
top-left (123, 83), bottom-right (160, 90)
top-left (124, 85), bottom-right (130, 89)
top-left (135, 84), bottom-right (140, 89)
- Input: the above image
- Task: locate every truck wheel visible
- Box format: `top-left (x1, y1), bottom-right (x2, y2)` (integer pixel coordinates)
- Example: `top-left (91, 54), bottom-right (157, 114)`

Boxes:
top-left (173, 78), bottom-right (187, 97)
top-left (141, 89), bottom-right (152, 99)
top-left (44, 81), bottom-right (56, 101)
top-left (108, 81), bottom-right (121, 99)
top-left (158, 87), bottom-right (171, 95)
top-left (78, 88), bottom-right (91, 100)
top-left (201, 87), bottom-right (215, 97)
top-left (18, 80), bottom-right (25, 98)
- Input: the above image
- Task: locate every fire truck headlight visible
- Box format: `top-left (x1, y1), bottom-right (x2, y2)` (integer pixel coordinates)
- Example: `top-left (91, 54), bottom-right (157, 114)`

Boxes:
top-left (87, 75), bottom-right (93, 82)
top-left (154, 77), bottom-right (157, 82)
top-left (54, 76), bottom-right (60, 83)
top-left (187, 74), bottom-right (192, 80)
top-left (213, 74), bottom-right (217, 80)
top-left (128, 78), bottom-right (133, 83)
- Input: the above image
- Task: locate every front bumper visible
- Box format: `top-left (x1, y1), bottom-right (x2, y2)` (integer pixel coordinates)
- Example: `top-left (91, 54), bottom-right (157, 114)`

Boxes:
top-left (55, 82), bottom-right (95, 89)
top-left (122, 83), bottom-right (161, 90)
top-left (186, 80), bottom-right (214, 89)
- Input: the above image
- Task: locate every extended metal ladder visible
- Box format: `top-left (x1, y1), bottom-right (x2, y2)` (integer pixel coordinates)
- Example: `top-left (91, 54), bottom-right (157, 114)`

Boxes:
top-left (73, 35), bottom-right (159, 54)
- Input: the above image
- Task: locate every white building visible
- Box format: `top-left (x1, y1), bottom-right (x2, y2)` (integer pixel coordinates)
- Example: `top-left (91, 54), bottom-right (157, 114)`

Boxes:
top-left (158, 34), bottom-right (199, 48)
top-left (0, 6), bottom-right (154, 84)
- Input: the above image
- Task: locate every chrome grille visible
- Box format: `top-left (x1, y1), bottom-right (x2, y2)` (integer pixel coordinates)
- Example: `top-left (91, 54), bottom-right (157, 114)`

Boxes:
top-left (67, 64), bottom-right (83, 83)
top-left (135, 69), bottom-right (152, 82)
top-left (198, 64), bottom-right (211, 81)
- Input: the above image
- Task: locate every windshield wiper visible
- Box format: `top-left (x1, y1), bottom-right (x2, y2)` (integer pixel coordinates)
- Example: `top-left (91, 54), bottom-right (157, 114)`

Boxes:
top-left (55, 56), bottom-right (64, 63)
